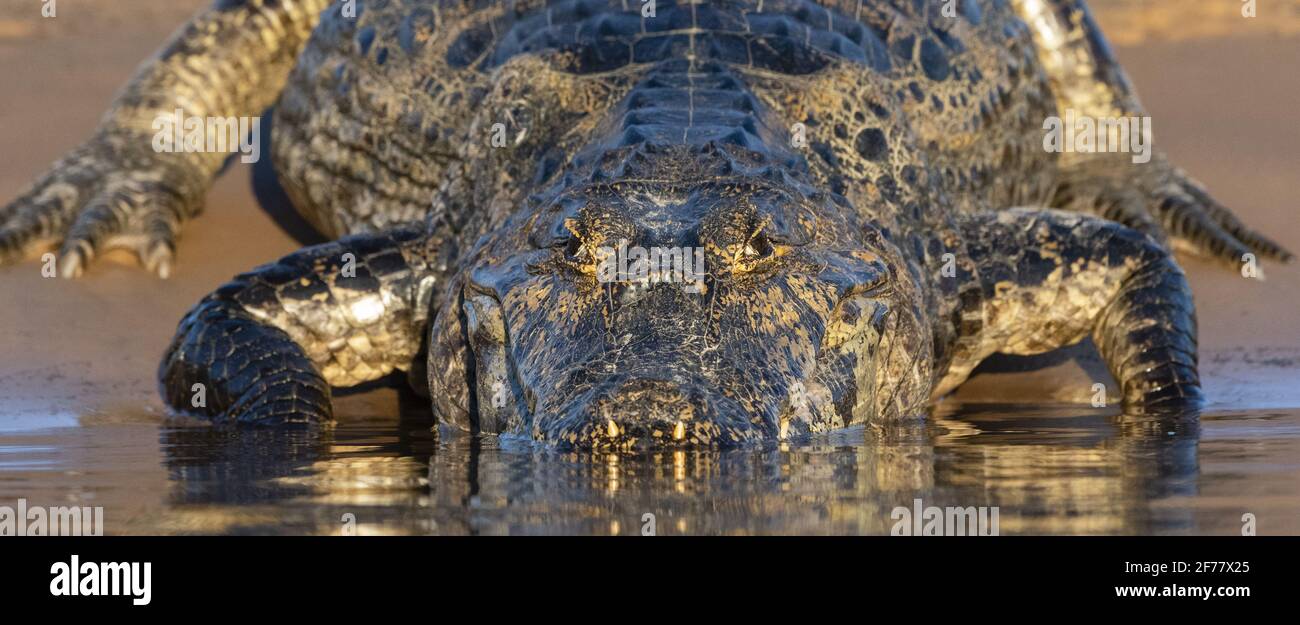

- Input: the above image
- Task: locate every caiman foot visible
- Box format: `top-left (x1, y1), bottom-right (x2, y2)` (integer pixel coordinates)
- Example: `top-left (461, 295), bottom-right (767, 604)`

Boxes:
top-left (0, 129), bottom-right (205, 278)
top-left (158, 227), bottom-right (444, 426)
top-left (160, 296), bottom-right (333, 426)
top-left (1054, 155), bottom-right (1293, 269)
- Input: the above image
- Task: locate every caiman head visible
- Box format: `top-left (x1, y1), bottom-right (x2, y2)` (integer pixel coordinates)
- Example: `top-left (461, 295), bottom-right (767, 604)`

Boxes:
top-left (428, 145), bottom-right (931, 449)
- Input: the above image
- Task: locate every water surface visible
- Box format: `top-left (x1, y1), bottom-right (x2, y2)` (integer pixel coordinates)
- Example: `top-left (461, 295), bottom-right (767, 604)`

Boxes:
top-left (2, 404), bottom-right (1296, 535)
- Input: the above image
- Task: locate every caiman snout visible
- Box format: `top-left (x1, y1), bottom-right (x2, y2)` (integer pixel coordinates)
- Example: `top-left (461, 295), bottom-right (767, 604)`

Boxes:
top-left (539, 376), bottom-right (767, 449)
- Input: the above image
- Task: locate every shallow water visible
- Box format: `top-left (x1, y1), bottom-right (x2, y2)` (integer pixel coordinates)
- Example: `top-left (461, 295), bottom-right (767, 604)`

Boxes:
top-left (2, 403), bottom-right (1297, 535)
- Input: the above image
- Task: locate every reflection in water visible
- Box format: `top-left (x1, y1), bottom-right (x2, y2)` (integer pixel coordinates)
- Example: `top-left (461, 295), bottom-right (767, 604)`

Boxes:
top-left (929, 408), bottom-right (1199, 534)
top-left (159, 409), bottom-right (437, 534)
top-left (142, 404), bottom-right (1212, 535)
top-left (5, 405), bottom-right (1294, 534)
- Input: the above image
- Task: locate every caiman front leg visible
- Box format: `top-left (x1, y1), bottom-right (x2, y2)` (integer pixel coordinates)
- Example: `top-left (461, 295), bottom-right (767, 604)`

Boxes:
top-left (159, 225), bottom-right (453, 425)
top-left (0, 0), bottom-right (332, 277)
top-left (939, 208), bottom-right (1202, 415)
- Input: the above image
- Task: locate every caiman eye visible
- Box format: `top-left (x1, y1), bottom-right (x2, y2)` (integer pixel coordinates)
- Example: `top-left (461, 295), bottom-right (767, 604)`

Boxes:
top-left (556, 229), bottom-right (604, 277)
top-left (556, 218), bottom-right (598, 273)
top-left (743, 231), bottom-right (775, 260)
top-left (560, 236), bottom-right (600, 276)
top-left (733, 229), bottom-right (784, 275)
top-left (563, 235), bottom-right (585, 261)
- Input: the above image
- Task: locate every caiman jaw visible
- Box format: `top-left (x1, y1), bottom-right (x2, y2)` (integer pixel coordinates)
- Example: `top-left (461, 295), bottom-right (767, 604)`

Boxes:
top-left (463, 292), bottom-right (522, 435)
top-left (775, 295), bottom-right (892, 439)
top-left (536, 376), bottom-right (768, 450)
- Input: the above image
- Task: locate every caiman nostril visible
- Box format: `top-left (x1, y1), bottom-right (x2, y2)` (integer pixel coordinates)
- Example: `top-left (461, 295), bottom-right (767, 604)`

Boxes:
top-left (597, 379), bottom-right (695, 422)
top-left (540, 374), bottom-right (765, 449)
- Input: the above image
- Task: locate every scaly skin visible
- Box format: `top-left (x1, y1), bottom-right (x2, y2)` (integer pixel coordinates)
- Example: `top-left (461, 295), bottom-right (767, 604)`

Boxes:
top-left (1, 1), bottom-right (1290, 449)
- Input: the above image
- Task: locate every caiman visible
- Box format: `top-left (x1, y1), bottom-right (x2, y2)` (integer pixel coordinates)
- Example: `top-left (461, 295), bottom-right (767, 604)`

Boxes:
top-left (0, 0), bottom-right (1290, 448)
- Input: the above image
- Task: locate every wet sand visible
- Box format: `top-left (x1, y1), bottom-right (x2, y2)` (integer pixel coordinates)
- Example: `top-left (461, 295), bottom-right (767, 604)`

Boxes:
top-left (0, 1), bottom-right (1298, 430)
